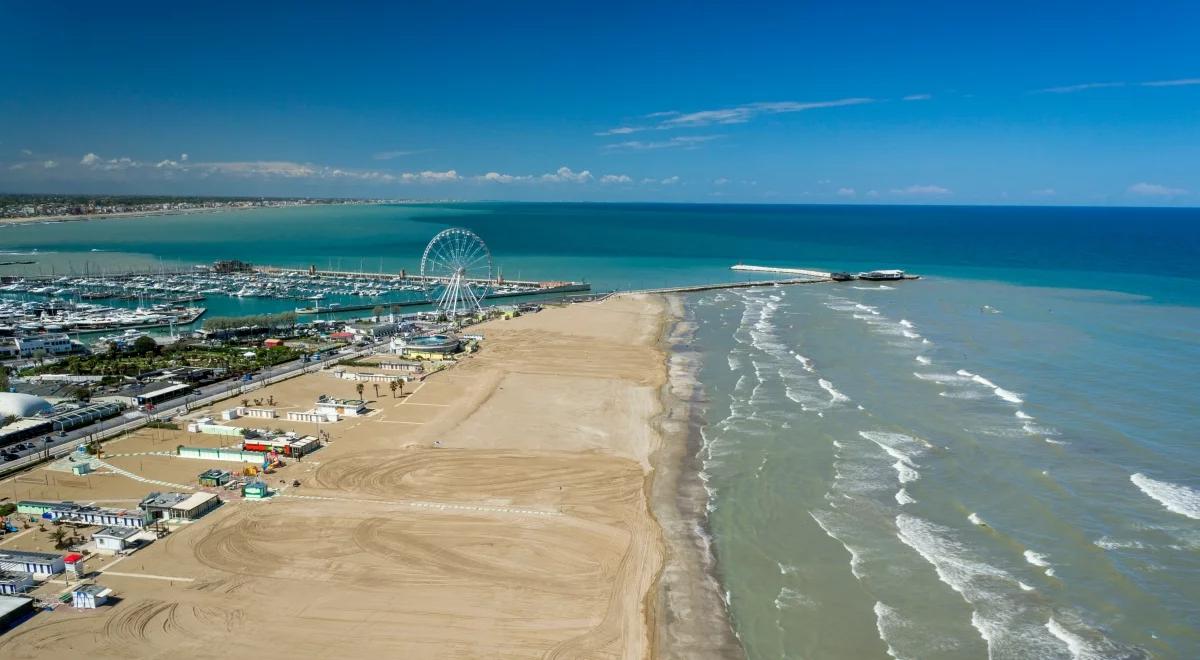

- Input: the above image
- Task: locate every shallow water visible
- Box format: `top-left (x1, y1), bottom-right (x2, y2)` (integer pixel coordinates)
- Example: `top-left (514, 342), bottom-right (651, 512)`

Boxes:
top-left (688, 278), bottom-right (1199, 659)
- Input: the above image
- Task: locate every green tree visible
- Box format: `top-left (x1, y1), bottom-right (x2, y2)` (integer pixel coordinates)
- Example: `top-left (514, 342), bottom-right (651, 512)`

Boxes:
top-left (72, 386), bottom-right (91, 402)
top-left (50, 526), bottom-right (68, 549)
top-left (31, 348), bottom-right (47, 365)
top-left (389, 380), bottom-right (398, 398)
top-left (355, 382), bottom-right (365, 400)
top-left (133, 335), bottom-right (158, 356)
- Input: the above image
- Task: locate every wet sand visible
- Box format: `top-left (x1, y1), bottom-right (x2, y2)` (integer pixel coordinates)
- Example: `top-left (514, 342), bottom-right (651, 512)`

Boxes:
top-left (0, 294), bottom-right (693, 659)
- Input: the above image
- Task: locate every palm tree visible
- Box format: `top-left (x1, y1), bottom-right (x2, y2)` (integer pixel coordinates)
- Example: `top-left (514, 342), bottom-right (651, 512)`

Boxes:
top-left (372, 383), bottom-right (380, 398)
top-left (355, 382), bottom-right (364, 401)
top-left (389, 380), bottom-right (398, 398)
top-left (50, 526), bottom-right (68, 549)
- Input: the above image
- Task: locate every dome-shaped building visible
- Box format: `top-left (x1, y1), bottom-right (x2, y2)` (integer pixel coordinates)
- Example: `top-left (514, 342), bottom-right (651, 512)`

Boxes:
top-left (0, 392), bottom-right (53, 418)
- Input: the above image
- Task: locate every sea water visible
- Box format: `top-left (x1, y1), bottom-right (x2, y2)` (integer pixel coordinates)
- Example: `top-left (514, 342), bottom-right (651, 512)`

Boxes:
top-left (2, 202), bottom-right (1198, 657)
top-left (688, 278), bottom-right (1199, 658)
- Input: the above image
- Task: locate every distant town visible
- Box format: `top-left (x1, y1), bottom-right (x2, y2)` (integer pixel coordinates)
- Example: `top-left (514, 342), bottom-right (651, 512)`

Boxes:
top-left (0, 194), bottom-right (387, 220)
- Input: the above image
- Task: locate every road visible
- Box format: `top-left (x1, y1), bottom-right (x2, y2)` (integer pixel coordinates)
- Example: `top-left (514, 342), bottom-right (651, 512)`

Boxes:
top-left (0, 341), bottom-right (387, 477)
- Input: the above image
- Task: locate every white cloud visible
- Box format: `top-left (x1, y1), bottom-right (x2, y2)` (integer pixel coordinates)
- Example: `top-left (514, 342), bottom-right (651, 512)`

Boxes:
top-left (603, 135), bottom-right (721, 152)
top-left (80, 153), bottom-right (100, 166)
top-left (866, 190), bottom-right (879, 198)
top-left (1037, 81), bottom-right (1125, 94)
top-left (42, 160), bottom-right (58, 169)
top-left (155, 159), bottom-right (181, 169)
top-left (373, 149), bottom-right (427, 160)
top-left (836, 187), bottom-right (856, 197)
top-left (902, 94), bottom-right (932, 101)
top-left (1141, 78), bottom-right (1200, 87)
top-left (712, 177), bottom-right (729, 185)
top-left (600, 174), bottom-right (632, 184)
top-left (541, 166), bottom-right (592, 183)
top-left (890, 184), bottom-right (951, 196)
top-left (180, 153), bottom-right (189, 161)
top-left (660, 98), bottom-right (874, 128)
top-left (1127, 182), bottom-right (1188, 196)
top-left (478, 171), bottom-right (528, 183)
top-left (20, 149), bottom-right (33, 156)
top-left (7, 163), bottom-right (26, 171)
top-left (1032, 188), bottom-right (1056, 196)
top-left (199, 161), bottom-right (318, 178)
top-left (400, 169), bottom-right (459, 183)
top-left (596, 97), bottom-right (873, 135)
top-left (593, 127), bottom-right (640, 136)
top-left (660, 175), bottom-right (680, 185)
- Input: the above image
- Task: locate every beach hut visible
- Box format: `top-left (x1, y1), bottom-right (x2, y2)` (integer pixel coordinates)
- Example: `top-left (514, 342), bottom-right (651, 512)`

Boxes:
top-left (63, 553), bottom-right (86, 577)
top-left (93, 527), bottom-right (139, 554)
top-left (242, 480), bottom-right (270, 499)
top-left (198, 469), bottom-right (232, 487)
top-left (71, 584), bottom-right (112, 609)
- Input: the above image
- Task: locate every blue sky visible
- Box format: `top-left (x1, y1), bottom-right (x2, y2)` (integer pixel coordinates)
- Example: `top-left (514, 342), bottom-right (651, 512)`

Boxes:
top-left (2, 1), bottom-right (1198, 205)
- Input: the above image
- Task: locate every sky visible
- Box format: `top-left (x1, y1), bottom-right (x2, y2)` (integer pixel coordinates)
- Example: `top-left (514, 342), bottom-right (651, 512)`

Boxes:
top-left (1, 1), bottom-right (1198, 205)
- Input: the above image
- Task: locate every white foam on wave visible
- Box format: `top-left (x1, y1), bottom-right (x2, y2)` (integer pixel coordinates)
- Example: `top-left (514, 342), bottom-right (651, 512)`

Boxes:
top-left (872, 602), bottom-right (904, 659)
top-left (1024, 550), bottom-right (1053, 576)
top-left (1044, 617), bottom-right (1132, 660)
top-left (1018, 581), bottom-right (1035, 592)
top-left (1015, 410), bottom-right (1033, 420)
top-left (774, 586), bottom-right (814, 610)
top-left (968, 512), bottom-right (984, 526)
top-left (895, 488), bottom-right (916, 505)
top-left (1093, 536), bottom-right (1146, 551)
top-left (794, 353), bottom-right (816, 372)
top-left (810, 510), bottom-right (866, 579)
top-left (818, 378), bottom-right (851, 403)
top-left (1130, 473), bottom-right (1200, 520)
top-left (860, 431), bottom-right (927, 485)
top-left (915, 355), bottom-right (931, 365)
top-left (727, 353), bottom-right (741, 371)
top-left (895, 514), bottom-right (1067, 658)
top-left (851, 284), bottom-right (894, 290)
top-left (913, 371), bottom-right (972, 384)
top-left (957, 369), bottom-right (1024, 404)
top-left (778, 562), bottom-right (798, 575)
top-left (898, 319), bottom-right (915, 329)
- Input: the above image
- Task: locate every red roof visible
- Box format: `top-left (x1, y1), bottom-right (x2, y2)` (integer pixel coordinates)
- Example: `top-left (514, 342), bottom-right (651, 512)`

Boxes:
top-left (330, 332), bottom-right (354, 339)
top-left (64, 553), bottom-right (84, 563)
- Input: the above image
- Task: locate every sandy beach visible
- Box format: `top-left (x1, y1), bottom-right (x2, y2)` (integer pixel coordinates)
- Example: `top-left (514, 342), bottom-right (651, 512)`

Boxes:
top-left (0, 294), bottom-right (728, 659)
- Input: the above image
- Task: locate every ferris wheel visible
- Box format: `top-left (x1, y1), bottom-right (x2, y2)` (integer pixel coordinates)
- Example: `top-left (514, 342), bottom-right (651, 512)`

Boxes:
top-left (419, 228), bottom-right (493, 316)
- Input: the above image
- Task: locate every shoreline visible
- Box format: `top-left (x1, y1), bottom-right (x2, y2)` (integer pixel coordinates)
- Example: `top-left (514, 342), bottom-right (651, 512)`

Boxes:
top-left (0, 201), bottom-right (378, 227)
top-left (648, 292), bottom-right (744, 658)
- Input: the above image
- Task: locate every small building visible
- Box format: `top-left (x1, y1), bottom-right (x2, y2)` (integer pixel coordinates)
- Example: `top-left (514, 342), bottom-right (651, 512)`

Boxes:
top-left (378, 360), bottom-right (424, 374)
top-left (286, 410), bottom-right (339, 423)
top-left (0, 571), bottom-right (34, 595)
top-left (0, 595), bottom-right (34, 630)
top-left (93, 527), bottom-right (139, 554)
top-left (243, 434), bottom-right (319, 458)
top-left (315, 397), bottom-right (366, 417)
top-left (198, 469), bottom-right (232, 487)
top-left (139, 491), bottom-right (220, 522)
top-left (0, 550), bottom-right (65, 576)
top-left (71, 584), bottom-right (112, 609)
top-left (263, 338), bottom-right (284, 349)
top-left (329, 331), bottom-right (355, 342)
top-left (239, 407), bottom-right (276, 419)
top-left (17, 500), bottom-right (152, 528)
top-left (219, 407), bottom-right (240, 421)
top-left (242, 480), bottom-right (270, 499)
top-left (63, 553), bottom-right (86, 577)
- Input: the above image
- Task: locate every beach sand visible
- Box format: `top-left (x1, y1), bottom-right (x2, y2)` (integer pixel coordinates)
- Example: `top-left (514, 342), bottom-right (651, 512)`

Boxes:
top-left (0, 294), bottom-right (720, 659)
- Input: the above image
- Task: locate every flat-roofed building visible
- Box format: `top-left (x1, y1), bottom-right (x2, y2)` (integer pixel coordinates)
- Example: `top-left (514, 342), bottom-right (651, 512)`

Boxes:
top-left (139, 491), bottom-right (220, 521)
top-left (0, 571), bottom-right (34, 595)
top-left (0, 550), bottom-right (64, 576)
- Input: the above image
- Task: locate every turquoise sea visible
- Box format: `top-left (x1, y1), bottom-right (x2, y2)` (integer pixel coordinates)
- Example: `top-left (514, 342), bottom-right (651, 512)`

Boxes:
top-left (3, 202), bottom-right (1199, 657)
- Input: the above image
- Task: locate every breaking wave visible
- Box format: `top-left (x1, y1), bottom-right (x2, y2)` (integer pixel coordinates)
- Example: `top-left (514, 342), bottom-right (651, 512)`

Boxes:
top-left (1130, 473), bottom-right (1200, 520)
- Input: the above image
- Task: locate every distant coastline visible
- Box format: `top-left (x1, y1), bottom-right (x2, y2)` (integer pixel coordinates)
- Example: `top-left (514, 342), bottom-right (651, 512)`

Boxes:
top-left (0, 199), bottom-right (382, 227)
